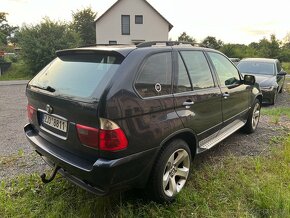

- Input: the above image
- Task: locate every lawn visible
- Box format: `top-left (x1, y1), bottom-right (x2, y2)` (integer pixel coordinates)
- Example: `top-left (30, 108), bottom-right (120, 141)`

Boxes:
top-left (0, 61), bottom-right (32, 81)
top-left (282, 62), bottom-right (290, 74)
top-left (0, 134), bottom-right (289, 217)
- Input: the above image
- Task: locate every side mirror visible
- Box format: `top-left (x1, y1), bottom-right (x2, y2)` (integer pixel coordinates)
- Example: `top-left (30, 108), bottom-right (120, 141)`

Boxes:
top-left (243, 75), bottom-right (255, 85)
top-left (277, 70), bottom-right (287, 76)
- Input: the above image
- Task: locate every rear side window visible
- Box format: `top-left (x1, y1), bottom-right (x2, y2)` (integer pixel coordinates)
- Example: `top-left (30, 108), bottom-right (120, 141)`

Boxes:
top-left (175, 53), bottom-right (192, 93)
top-left (135, 52), bottom-right (172, 98)
top-left (29, 52), bottom-right (123, 99)
top-left (180, 51), bottom-right (214, 90)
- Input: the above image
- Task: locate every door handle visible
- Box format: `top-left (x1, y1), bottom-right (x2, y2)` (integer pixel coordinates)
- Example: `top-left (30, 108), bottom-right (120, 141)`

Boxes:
top-left (223, 93), bottom-right (230, 99)
top-left (183, 100), bottom-right (194, 109)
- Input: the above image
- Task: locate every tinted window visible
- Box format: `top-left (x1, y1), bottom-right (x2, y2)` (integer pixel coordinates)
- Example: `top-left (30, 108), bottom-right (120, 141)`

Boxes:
top-left (237, 61), bottom-right (275, 76)
top-left (180, 51), bottom-right (214, 90)
top-left (175, 53), bottom-right (192, 93)
top-left (29, 53), bottom-right (122, 99)
top-left (135, 52), bottom-right (172, 97)
top-left (276, 61), bottom-right (281, 73)
top-left (121, 15), bottom-right (130, 35)
top-left (208, 52), bottom-right (240, 86)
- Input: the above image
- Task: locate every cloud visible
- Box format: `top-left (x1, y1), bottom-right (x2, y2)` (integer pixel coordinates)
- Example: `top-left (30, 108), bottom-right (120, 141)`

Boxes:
top-left (243, 28), bottom-right (273, 36)
top-left (6, 0), bottom-right (29, 3)
top-left (242, 21), bottom-right (280, 37)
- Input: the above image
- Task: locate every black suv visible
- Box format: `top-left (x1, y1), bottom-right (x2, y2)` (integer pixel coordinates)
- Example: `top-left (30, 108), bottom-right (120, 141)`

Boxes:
top-left (24, 41), bottom-right (262, 202)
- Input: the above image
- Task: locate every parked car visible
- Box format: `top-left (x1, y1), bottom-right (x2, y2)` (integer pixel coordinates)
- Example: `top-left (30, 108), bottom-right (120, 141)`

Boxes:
top-left (24, 41), bottom-right (262, 202)
top-left (229, 57), bottom-right (240, 65)
top-left (237, 58), bottom-right (286, 105)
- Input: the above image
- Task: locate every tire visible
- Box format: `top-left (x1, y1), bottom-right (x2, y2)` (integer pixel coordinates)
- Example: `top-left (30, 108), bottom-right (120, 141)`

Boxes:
top-left (279, 86), bottom-right (283, 93)
top-left (270, 90), bottom-right (278, 105)
top-left (148, 139), bottom-right (192, 203)
top-left (243, 99), bottom-right (261, 134)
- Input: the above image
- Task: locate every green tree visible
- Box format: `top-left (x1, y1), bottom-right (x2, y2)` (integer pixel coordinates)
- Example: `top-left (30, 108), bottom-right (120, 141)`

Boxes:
top-left (201, 36), bottom-right (223, 50)
top-left (72, 7), bottom-right (97, 45)
top-left (0, 12), bottom-right (18, 46)
top-left (220, 43), bottom-right (256, 59)
top-left (178, 32), bottom-right (195, 43)
top-left (18, 18), bottom-right (81, 74)
top-left (255, 35), bottom-right (280, 58)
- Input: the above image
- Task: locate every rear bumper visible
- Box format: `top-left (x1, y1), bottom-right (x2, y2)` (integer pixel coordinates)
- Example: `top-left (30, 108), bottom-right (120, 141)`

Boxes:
top-left (24, 123), bottom-right (158, 195)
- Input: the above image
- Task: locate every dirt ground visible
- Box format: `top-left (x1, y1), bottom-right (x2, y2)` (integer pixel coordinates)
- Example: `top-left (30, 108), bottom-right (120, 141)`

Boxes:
top-left (196, 83), bottom-right (290, 165)
top-left (0, 81), bottom-right (289, 181)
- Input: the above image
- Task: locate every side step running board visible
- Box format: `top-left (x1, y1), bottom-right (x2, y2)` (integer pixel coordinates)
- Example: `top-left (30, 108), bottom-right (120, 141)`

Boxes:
top-left (198, 120), bottom-right (245, 153)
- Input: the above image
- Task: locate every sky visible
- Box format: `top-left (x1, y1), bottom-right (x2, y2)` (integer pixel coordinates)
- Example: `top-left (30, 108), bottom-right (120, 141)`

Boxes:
top-left (2, 0), bottom-right (290, 44)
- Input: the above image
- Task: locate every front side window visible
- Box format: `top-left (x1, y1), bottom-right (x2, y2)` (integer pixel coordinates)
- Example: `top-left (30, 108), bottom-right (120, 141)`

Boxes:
top-left (208, 52), bottom-right (240, 86)
top-left (135, 52), bottom-right (172, 98)
top-left (180, 51), bottom-right (214, 90)
top-left (121, 15), bottom-right (130, 35)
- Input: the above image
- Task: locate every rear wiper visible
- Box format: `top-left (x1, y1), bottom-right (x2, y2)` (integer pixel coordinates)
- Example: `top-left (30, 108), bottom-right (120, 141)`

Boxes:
top-left (30, 85), bottom-right (56, 93)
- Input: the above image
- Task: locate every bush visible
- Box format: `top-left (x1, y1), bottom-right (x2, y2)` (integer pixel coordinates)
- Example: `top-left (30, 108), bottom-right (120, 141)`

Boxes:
top-left (18, 18), bottom-right (81, 75)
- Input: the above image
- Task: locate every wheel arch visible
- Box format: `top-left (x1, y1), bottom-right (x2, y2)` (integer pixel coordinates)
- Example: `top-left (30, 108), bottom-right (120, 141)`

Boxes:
top-left (256, 94), bottom-right (263, 105)
top-left (160, 129), bottom-right (198, 160)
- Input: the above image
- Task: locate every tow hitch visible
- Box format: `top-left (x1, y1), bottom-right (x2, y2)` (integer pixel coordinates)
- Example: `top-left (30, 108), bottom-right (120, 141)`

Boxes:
top-left (40, 165), bottom-right (60, 183)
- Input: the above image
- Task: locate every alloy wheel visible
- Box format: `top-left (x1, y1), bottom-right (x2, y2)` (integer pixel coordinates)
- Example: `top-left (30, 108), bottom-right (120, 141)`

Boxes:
top-left (251, 103), bottom-right (260, 130)
top-left (162, 149), bottom-right (190, 197)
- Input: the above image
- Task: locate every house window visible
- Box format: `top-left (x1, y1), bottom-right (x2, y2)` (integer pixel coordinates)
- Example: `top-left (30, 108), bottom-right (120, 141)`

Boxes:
top-left (135, 15), bottom-right (143, 24)
top-left (121, 15), bottom-right (130, 35)
top-left (109, 41), bottom-right (117, 45)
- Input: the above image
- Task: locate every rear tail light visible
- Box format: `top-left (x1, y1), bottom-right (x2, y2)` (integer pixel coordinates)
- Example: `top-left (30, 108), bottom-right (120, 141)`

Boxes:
top-left (76, 124), bottom-right (99, 148)
top-left (76, 118), bottom-right (128, 151)
top-left (27, 104), bottom-right (36, 122)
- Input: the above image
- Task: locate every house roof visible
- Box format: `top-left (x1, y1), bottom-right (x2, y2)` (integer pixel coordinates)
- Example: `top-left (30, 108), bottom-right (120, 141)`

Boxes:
top-left (95, 0), bottom-right (173, 31)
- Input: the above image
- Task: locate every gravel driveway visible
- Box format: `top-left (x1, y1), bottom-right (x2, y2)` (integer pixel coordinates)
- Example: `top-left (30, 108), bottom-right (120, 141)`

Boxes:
top-left (0, 82), bottom-right (289, 181)
top-left (0, 83), bottom-right (48, 180)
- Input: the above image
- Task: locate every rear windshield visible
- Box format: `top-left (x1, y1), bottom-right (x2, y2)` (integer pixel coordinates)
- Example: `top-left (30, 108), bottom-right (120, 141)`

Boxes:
top-left (29, 52), bottom-right (123, 100)
top-left (237, 61), bottom-right (275, 75)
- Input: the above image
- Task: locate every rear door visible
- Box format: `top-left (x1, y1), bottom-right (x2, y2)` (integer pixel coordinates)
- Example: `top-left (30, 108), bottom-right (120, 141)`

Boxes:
top-left (173, 50), bottom-right (222, 143)
top-left (206, 51), bottom-right (250, 127)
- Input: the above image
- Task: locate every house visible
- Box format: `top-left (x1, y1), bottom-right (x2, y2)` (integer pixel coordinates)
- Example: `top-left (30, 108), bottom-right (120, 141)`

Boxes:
top-left (95, 0), bottom-right (173, 45)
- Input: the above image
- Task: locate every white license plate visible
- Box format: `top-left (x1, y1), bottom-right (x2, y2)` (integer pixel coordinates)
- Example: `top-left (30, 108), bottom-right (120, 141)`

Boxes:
top-left (43, 114), bottom-right (67, 133)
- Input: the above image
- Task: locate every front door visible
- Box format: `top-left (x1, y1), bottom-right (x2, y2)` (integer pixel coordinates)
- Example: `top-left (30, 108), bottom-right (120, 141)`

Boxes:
top-left (206, 52), bottom-right (250, 127)
top-left (173, 50), bottom-right (223, 144)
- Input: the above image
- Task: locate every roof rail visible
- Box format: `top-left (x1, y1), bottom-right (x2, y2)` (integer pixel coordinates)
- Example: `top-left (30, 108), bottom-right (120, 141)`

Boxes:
top-left (136, 41), bottom-right (206, 48)
top-left (77, 44), bottom-right (131, 48)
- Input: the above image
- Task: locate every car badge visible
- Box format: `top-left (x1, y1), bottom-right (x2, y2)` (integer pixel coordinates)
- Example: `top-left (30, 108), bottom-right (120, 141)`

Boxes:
top-left (155, 83), bottom-right (162, 92)
top-left (46, 104), bottom-right (53, 114)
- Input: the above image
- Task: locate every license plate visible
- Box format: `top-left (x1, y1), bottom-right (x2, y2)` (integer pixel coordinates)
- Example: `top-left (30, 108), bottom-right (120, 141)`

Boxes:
top-left (43, 114), bottom-right (67, 133)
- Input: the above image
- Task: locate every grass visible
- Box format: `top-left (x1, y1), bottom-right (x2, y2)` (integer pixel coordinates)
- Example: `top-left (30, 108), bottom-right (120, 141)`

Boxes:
top-left (261, 77), bottom-right (290, 123)
top-left (262, 107), bottom-right (290, 124)
top-left (0, 61), bottom-right (32, 81)
top-left (0, 149), bottom-right (24, 167)
top-left (282, 62), bottom-right (290, 74)
top-left (0, 134), bottom-right (289, 217)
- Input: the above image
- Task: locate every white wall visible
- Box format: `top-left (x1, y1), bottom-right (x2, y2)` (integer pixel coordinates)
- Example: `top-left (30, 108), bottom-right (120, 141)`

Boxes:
top-left (96, 0), bottom-right (170, 44)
